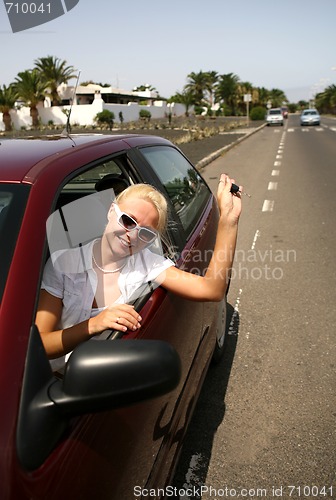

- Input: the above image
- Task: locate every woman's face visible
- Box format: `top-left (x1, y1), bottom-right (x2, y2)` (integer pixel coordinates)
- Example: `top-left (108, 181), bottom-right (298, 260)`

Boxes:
top-left (104, 198), bottom-right (159, 258)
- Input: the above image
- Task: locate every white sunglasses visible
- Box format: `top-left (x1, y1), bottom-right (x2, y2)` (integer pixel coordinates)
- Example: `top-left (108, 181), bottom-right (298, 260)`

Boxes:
top-left (113, 203), bottom-right (158, 244)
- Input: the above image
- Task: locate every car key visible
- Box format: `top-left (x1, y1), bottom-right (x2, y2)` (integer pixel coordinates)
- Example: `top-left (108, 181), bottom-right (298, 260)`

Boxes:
top-left (230, 183), bottom-right (251, 197)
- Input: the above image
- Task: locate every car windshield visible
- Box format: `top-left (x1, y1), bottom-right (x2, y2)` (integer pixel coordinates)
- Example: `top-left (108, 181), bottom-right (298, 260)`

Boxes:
top-left (269, 109), bottom-right (281, 115)
top-left (303, 110), bottom-right (317, 115)
top-left (0, 184), bottom-right (30, 301)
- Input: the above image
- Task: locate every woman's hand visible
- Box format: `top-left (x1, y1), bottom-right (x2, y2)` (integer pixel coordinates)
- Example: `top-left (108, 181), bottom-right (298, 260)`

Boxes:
top-left (217, 173), bottom-right (242, 226)
top-left (88, 304), bottom-right (142, 335)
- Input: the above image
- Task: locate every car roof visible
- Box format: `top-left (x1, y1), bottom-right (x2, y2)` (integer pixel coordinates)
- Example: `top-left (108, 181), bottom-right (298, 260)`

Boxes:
top-left (0, 134), bottom-right (166, 183)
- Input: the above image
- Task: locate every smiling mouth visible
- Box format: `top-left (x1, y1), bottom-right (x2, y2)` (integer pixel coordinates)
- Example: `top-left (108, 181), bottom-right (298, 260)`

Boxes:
top-left (118, 235), bottom-right (133, 248)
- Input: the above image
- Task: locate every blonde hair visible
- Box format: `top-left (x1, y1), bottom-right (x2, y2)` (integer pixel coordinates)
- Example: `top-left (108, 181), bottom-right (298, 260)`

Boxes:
top-left (115, 183), bottom-right (168, 234)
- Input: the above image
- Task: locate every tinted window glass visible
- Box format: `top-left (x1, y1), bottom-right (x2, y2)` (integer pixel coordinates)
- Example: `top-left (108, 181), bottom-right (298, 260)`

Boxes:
top-left (63, 158), bottom-right (124, 191)
top-left (140, 146), bottom-right (210, 236)
top-left (0, 184), bottom-right (30, 300)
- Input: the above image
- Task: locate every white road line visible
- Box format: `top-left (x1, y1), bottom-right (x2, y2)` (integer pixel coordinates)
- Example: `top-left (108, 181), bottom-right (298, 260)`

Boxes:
top-left (262, 199), bottom-right (275, 212)
top-left (180, 453), bottom-right (203, 499)
top-left (276, 154), bottom-right (282, 159)
top-left (272, 170), bottom-right (280, 176)
top-left (288, 128), bottom-right (295, 132)
top-left (274, 161), bottom-right (281, 166)
top-left (331, 127), bottom-right (336, 132)
top-left (228, 288), bottom-right (243, 336)
top-left (268, 182), bottom-right (278, 190)
top-left (251, 229), bottom-right (260, 250)
top-left (301, 128), bottom-right (310, 132)
top-left (316, 128), bottom-right (323, 131)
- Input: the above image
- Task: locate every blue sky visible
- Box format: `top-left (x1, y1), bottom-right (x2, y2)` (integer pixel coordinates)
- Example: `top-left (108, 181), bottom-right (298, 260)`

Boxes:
top-left (1, 0), bottom-right (336, 102)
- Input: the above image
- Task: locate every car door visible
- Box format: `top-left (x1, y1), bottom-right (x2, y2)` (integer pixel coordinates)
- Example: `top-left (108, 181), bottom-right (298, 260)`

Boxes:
top-left (13, 140), bottom-right (219, 500)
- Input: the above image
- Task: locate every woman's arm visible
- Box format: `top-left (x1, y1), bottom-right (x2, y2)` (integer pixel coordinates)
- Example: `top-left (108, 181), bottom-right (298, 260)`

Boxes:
top-left (160, 174), bottom-right (241, 302)
top-left (36, 290), bottom-right (142, 358)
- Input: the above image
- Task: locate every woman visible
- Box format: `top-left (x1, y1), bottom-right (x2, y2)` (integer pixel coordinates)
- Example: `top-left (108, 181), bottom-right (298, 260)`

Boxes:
top-left (36, 174), bottom-right (241, 370)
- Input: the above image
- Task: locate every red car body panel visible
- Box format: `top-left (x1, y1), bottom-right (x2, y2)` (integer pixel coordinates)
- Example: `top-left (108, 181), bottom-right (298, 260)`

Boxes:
top-left (0, 134), bottom-right (221, 499)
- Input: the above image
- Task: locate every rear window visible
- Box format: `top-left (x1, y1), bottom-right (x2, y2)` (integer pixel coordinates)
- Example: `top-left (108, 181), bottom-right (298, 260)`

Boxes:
top-left (0, 184), bottom-right (30, 300)
top-left (140, 146), bottom-right (210, 237)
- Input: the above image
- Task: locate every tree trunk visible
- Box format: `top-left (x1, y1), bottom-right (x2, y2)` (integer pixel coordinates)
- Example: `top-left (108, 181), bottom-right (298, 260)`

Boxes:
top-left (30, 106), bottom-right (39, 128)
top-left (2, 111), bottom-right (12, 132)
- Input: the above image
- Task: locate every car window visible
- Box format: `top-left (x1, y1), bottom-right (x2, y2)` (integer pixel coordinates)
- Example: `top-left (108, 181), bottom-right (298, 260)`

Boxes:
top-left (139, 146), bottom-right (210, 237)
top-left (63, 158), bottom-right (125, 191)
top-left (0, 184), bottom-right (30, 300)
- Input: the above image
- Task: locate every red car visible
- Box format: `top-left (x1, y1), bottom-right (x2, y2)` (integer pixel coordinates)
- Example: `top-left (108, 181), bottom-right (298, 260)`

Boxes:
top-left (0, 134), bottom-right (226, 499)
top-left (281, 106), bottom-right (288, 118)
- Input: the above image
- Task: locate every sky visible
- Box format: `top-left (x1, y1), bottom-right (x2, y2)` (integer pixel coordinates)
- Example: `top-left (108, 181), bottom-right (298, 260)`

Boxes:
top-left (1, 0), bottom-right (336, 103)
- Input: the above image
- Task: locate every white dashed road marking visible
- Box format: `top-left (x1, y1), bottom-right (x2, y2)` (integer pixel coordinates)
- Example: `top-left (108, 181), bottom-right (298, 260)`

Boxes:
top-left (251, 229), bottom-right (260, 250)
top-left (262, 200), bottom-right (275, 212)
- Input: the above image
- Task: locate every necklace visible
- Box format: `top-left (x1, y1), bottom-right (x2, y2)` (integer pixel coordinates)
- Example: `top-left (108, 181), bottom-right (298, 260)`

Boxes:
top-left (92, 252), bottom-right (125, 274)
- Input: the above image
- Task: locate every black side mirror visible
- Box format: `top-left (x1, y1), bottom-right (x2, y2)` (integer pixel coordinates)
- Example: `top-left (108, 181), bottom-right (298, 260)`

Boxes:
top-left (17, 326), bottom-right (181, 470)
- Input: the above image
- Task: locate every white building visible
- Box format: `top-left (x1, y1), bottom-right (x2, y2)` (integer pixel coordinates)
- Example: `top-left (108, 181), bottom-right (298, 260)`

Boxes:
top-left (1, 83), bottom-right (189, 131)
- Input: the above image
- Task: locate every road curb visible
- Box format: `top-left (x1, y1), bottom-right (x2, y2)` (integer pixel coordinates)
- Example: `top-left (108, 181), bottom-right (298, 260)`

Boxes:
top-left (196, 123), bottom-right (266, 171)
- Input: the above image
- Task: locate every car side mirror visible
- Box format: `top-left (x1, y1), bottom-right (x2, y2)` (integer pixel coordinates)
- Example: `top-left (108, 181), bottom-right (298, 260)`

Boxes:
top-left (16, 326), bottom-right (181, 470)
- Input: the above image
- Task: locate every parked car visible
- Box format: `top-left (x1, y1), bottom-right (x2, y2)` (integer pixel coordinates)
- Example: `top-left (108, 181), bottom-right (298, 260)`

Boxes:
top-left (266, 107), bottom-right (284, 126)
top-left (300, 108), bottom-right (321, 126)
top-left (281, 106), bottom-right (288, 118)
top-left (0, 133), bottom-right (227, 499)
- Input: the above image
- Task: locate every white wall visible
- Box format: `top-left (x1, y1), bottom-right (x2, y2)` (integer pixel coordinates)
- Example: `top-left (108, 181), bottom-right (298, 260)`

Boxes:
top-left (0, 96), bottom-right (189, 130)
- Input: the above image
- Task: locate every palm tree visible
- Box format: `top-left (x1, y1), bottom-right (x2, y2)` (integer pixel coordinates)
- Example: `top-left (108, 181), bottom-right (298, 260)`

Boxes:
top-left (170, 90), bottom-right (195, 116)
top-left (14, 70), bottom-right (48, 127)
top-left (0, 84), bottom-right (18, 132)
top-left (185, 71), bottom-right (210, 106)
top-left (205, 71), bottom-right (219, 108)
top-left (216, 73), bottom-right (240, 115)
top-left (237, 81), bottom-right (254, 113)
top-left (268, 88), bottom-right (288, 108)
top-left (133, 84), bottom-right (157, 92)
top-left (34, 56), bottom-right (77, 106)
top-left (256, 87), bottom-right (271, 107)
top-left (315, 84), bottom-right (336, 114)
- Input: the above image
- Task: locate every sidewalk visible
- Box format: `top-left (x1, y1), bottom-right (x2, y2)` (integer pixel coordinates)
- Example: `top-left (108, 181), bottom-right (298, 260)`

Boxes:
top-left (178, 123), bottom-right (266, 169)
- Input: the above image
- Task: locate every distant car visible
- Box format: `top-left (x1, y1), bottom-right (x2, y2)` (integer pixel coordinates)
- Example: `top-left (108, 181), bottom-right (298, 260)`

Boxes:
top-left (266, 108), bottom-right (284, 126)
top-left (281, 106), bottom-right (288, 118)
top-left (300, 109), bottom-right (320, 126)
top-left (0, 133), bottom-right (227, 499)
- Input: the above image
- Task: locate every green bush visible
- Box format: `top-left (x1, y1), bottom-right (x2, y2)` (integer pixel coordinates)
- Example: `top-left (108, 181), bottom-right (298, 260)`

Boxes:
top-left (139, 109), bottom-right (151, 120)
top-left (250, 106), bottom-right (267, 120)
top-left (95, 110), bottom-right (115, 125)
top-left (194, 105), bottom-right (204, 115)
top-left (221, 104), bottom-right (232, 116)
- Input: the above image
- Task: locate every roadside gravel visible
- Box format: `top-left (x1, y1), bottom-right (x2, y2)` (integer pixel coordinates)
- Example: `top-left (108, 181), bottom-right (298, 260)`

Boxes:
top-left (2, 117), bottom-right (265, 169)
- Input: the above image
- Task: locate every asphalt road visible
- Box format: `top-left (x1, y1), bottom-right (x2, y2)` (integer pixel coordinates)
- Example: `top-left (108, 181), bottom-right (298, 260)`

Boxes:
top-left (173, 115), bottom-right (336, 499)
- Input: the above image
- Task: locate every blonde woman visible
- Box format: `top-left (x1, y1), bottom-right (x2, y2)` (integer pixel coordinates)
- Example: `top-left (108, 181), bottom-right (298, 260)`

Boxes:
top-left (36, 174), bottom-right (241, 370)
